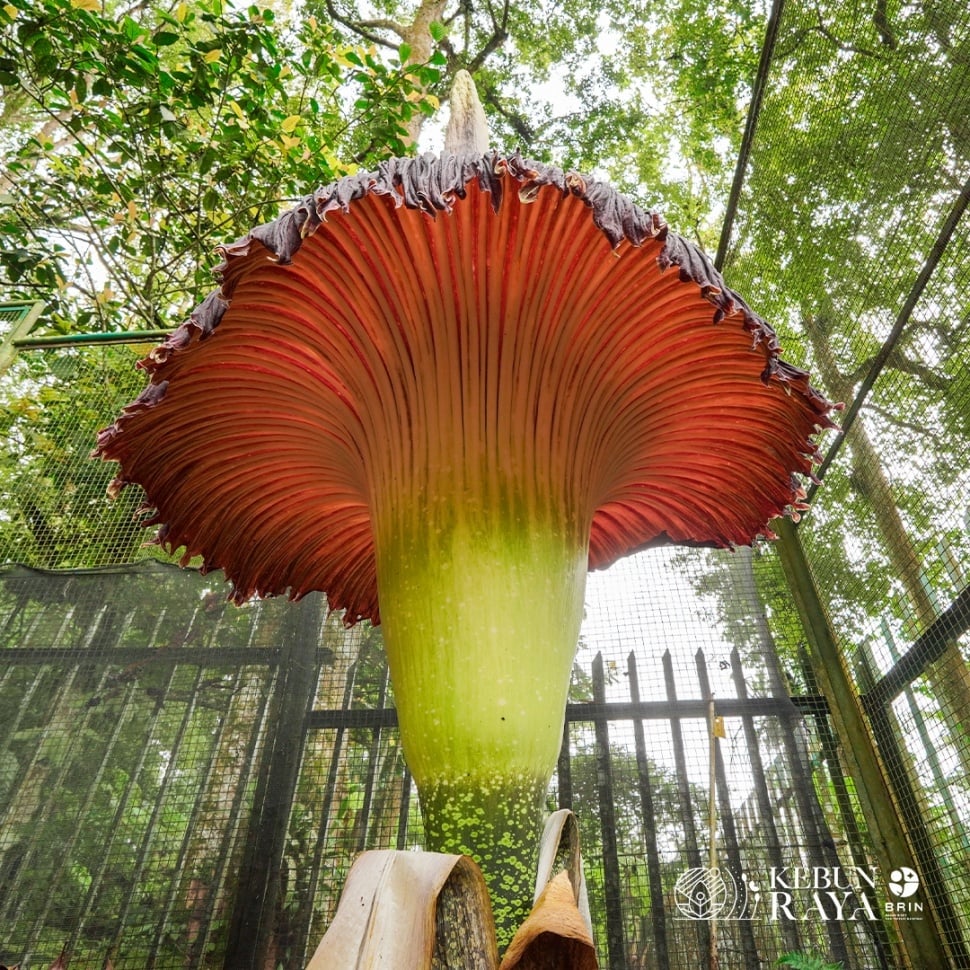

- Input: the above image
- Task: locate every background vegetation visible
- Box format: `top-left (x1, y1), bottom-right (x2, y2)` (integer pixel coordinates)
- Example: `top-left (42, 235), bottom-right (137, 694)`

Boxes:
top-left (2, 0), bottom-right (969, 967)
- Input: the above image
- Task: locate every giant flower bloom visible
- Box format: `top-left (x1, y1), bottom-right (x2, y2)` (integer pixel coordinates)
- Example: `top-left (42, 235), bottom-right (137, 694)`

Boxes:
top-left (96, 149), bottom-right (836, 945)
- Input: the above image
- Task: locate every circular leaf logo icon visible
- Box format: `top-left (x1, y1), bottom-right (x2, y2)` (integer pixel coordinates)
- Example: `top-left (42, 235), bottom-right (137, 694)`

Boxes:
top-left (674, 867), bottom-right (739, 919)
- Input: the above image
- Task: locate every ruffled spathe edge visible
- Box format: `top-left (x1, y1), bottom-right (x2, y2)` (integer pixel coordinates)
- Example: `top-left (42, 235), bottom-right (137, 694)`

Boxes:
top-left (100, 152), bottom-right (834, 429)
top-left (93, 151), bottom-right (840, 588)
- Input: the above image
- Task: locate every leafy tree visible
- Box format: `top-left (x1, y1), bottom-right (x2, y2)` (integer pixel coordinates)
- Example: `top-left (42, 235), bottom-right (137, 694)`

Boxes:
top-left (0, 0), bottom-right (444, 564)
top-left (313, 0), bottom-right (767, 244)
top-left (718, 0), bottom-right (970, 782)
top-left (1, 0), bottom-right (780, 342)
top-left (1, 0), bottom-right (442, 334)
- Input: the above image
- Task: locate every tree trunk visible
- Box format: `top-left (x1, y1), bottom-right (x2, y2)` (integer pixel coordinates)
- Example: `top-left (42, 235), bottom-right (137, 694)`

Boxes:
top-left (399, 0), bottom-right (449, 146)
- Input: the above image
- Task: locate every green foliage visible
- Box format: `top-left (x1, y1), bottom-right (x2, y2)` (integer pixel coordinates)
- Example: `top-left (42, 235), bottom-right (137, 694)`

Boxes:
top-left (777, 951), bottom-right (844, 970)
top-left (0, 0), bottom-right (443, 567)
top-left (0, 344), bottom-right (157, 565)
top-left (718, 0), bottom-right (970, 652)
top-left (314, 0), bottom-right (765, 245)
top-left (536, 0), bottom-right (762, 240)
top-left (0, 0), bottom-right (440, 333)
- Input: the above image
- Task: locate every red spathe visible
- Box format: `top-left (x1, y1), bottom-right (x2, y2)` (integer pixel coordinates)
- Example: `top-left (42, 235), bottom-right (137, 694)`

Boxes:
top-left (95, 153), bottom-right (837, 622)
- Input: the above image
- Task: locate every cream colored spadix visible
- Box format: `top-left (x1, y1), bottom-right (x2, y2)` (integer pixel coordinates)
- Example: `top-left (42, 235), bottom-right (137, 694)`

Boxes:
top-left (444, 69), bottom-right (489, 155)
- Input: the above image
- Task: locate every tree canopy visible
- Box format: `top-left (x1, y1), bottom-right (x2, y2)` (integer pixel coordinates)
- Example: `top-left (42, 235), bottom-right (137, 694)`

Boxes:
top-left (1, 0), bottom-right (767, 336)
top-left (1, 0), bottom-right (443, 332)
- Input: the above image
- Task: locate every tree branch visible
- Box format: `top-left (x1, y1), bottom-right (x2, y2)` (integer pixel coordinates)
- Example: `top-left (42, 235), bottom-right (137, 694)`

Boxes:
top-left (355, 16), bottom-right (411, 40)
top-left (465, 0), bottom-right (509, 72)
top-left (863, 402), bottom-right (947, 445)
top-left (842, 348), bottom-right (951, 391)
top-left (873, 0), bottom-right (898, 50)
top-left (477, 81), bottom-right (535, 146)
top-left (323, 0), bottom-right (402, 49)
top-left (810, 1), bottom-right (883, 58)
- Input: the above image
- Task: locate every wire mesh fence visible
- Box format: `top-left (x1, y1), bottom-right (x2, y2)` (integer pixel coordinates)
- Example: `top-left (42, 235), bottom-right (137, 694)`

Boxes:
top-left (0, 564), bottom-right (284, 968)
top-left (717, 0), bottom-right (970, 962)
top-left (0, 341), bottom-right (172, 570)
top-left (0, 336), bottom-right (961, 968)
top-left (0, 549), bottom-right (900, 970)
top-left (3, 0), bottom-right (970, 964)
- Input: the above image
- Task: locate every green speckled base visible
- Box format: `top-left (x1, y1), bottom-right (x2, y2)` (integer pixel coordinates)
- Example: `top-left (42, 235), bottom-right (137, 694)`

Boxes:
top-left (373, 496), bottom-right (589, 950)
top-left (419, 772), bottom-right (547, 949)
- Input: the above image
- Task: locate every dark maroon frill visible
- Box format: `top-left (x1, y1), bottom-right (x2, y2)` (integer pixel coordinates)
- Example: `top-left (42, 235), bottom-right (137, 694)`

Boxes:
top-left (100, 152), bottom-right (834, 429)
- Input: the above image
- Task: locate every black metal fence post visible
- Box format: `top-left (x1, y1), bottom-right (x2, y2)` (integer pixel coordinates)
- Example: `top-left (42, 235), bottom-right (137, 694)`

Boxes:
top-left (592, 651), bottom-right (627, 970)
top-left (223, 597), bottom-right (324, 970)
top-left (729, 646), bottom-right (802, 956)
top-left (627, 651), bottom-right (670, 970)
top-left (663, 648), bottom-right (711, 968)
top-left (694, 649), bottom-right (761, 969)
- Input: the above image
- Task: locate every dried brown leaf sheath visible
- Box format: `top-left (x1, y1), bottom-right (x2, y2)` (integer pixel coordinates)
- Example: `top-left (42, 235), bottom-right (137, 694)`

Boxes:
top-left (499, 872), bottom-right (598, 970)
top-left (305, 851), bottom-right (497, 969)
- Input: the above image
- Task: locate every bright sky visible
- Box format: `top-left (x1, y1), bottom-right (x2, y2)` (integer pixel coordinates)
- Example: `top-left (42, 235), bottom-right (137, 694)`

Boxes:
top-left (577, 548), bottom-right (761, 800)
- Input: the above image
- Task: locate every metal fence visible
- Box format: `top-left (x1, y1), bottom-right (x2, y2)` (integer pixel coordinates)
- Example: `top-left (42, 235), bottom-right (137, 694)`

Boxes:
top-left (0, 558), bottom-right (897, 970)
top-left (1, 335), bottom-right (967, 968)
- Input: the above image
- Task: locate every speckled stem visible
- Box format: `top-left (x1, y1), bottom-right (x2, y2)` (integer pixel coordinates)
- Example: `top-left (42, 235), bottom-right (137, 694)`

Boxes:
top-left (419, 775), bottom-right (548, 942)
top-left (373, 493), bottom-right (589, 949)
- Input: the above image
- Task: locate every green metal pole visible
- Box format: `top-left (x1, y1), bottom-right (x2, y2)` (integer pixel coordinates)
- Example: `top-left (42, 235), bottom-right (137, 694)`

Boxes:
top-left (774, 517), bottom-right (949, 969)
top-left (13, 328), bottom-right (174, 349)
top-left (0, 300), bottom-right (47, 376)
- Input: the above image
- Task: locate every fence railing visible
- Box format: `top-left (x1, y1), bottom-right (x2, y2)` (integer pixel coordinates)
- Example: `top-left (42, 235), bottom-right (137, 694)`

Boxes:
top-left (0, 562), bottom-right (897, 970)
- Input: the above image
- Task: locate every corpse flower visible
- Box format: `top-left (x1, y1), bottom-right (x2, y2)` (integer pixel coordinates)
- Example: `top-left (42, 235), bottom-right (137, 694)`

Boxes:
top-left (95, 75), bottom-right (836, 945)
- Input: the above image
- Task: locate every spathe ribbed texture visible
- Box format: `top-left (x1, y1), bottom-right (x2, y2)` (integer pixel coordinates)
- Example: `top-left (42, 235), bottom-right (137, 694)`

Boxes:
top-left (96, 152), bottom-right (837, 622)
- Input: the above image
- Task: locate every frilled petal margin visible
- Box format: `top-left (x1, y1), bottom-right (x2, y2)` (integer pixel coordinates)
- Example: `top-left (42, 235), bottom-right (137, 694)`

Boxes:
top-left (95, 151), bottom-right (836, 626)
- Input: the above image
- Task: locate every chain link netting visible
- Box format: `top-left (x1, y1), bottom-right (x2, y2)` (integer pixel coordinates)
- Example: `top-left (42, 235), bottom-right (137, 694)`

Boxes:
top-left (0, 555), bottom-right (890, 969)
top-left (3, 0), bottom-right (970, 965)
top-left (723, 0), bottom-right (970, 964)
